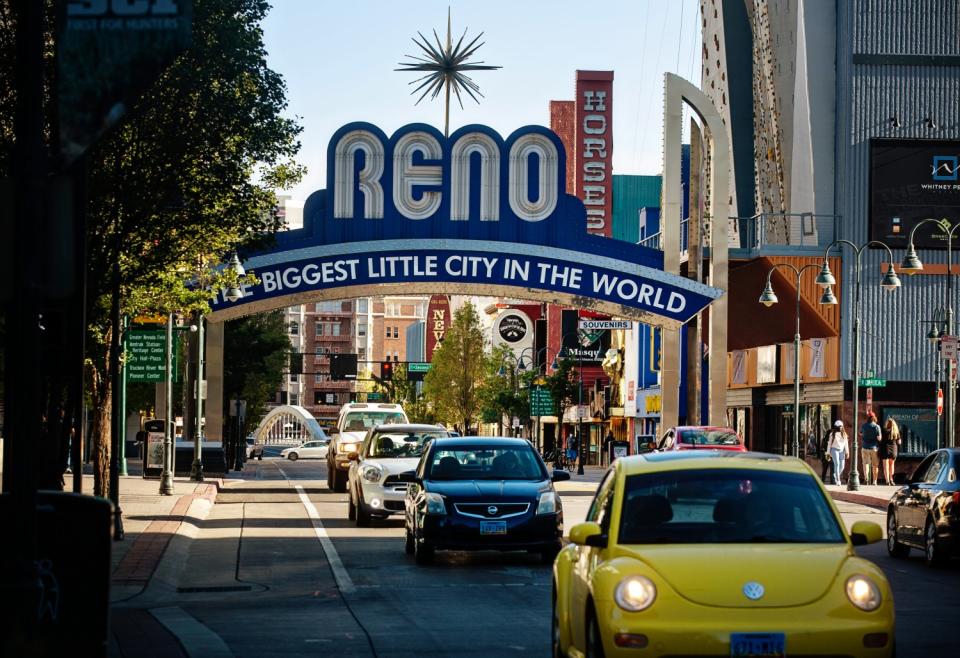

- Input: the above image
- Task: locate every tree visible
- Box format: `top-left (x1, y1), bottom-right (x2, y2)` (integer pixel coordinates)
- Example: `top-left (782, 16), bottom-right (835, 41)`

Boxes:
top-left (423, 301), bottom-right (486, 432)
top-left (478, 345), bottom-right (531, 436)
top-left (545, 357), bottom-right (579, 437)
top-left (223, 311), bottom-right (290, 430)
top-left (0, 0), bottom-right (306, 497)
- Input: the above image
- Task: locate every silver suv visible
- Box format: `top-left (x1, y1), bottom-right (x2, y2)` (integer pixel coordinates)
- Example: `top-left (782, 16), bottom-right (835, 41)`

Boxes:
top-left (347, 424), bottom-right (448, 526)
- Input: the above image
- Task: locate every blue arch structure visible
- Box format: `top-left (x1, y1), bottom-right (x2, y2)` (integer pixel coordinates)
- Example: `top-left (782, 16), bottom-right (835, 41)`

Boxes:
top-left (252, 405), bottom-right (327, 445)
top-left (206, 122), bottom-right (722, 328)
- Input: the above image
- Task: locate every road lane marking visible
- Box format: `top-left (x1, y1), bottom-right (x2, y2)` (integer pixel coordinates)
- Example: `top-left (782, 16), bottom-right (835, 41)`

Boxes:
top-left (280, 468), bottom-right (357, 595)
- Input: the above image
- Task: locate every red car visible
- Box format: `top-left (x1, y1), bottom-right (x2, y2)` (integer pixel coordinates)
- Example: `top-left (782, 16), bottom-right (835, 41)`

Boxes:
top-left (657, 425), bottom-right (746, 452)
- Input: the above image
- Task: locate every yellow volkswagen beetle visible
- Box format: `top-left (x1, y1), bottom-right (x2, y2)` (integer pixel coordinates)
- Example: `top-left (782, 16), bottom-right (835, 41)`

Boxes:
top-left (552, 452), bottom-right (894, 657)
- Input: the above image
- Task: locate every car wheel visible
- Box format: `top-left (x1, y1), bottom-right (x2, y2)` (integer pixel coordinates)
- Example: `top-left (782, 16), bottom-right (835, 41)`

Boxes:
top-left (347, 490), bottom-right (357, 521)
top-left (404, 527), bottom-right (415, 555)
top-left (287, 452), bottom-right (298, 461)
top-left (333, 468), bottom-right (347, 493)
top-left (414, 523), bottom-right (434, 565)
top-left (924, 518), bottom-right (948, 567)
top-left (356, 495), bottom-right (371, 527)
top-left (585, 604), bottom-right (605, 658)
top-left (326, 463), bottom-right (333, 489)
top-left (551, 582), bottom-right (563, 658)
top-left (886, 510), bottom-right (910, 558)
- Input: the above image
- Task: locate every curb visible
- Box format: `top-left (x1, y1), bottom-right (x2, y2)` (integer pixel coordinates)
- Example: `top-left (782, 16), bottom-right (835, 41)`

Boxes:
top-left (828, 490), bottom-right (889, 511)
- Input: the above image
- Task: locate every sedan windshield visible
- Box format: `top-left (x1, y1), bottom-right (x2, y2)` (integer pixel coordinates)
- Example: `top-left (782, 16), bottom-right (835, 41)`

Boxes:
top-left (369, 431), bottom-right (445, 458)
top-left (618, 468), bottom-right (844, 544)
top-left (678, 429), bottom-right (740, 446)
top-left (342, 412), bottom-right (406, 432)
top-left (427, 447), bottom-right (546, 481)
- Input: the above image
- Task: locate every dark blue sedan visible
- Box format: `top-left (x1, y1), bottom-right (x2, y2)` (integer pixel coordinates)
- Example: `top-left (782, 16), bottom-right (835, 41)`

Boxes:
top-left (401, 437), bottom-right (570, 564)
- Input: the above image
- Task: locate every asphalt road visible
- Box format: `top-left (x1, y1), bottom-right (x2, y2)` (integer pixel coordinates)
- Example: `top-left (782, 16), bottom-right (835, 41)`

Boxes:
top-left (127, 456), bottom-right (960, 658)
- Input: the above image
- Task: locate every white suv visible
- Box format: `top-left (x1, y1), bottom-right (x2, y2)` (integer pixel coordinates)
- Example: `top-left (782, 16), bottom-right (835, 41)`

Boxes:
top-left (347, 424), bottom-right (449, 525)
top-left (327, 403), bottom-right (408, 492)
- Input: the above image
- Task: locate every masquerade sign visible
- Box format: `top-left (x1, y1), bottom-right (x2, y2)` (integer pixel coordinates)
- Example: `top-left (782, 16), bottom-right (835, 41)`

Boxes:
top-left (207, 122), bottom-right (722, 328)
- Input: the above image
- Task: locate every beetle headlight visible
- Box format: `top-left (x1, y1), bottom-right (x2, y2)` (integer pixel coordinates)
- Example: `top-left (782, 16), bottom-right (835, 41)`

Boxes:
top-left (845, 575), bottom-right (881, 611)
top-left (424, 492), bottom-right (447, 515)
top-left (360, 463), bottom-right (383, 483)
top-left (614, 576), bottom-right (657, 612)
top-left (339, 442), bottom-right (358, 455)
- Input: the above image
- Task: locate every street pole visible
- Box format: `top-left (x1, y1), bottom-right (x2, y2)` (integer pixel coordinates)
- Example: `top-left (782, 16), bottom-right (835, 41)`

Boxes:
top-left (119, 314), bottom-right (129, 477)
top-left (577, 347), bottom-right (585, 475)
top-left (191, 312), bottom-right (204, 481)
top-left (109, 255), bottom-right (125, 538)
top-left (160, 313), bottom-right (175, 495)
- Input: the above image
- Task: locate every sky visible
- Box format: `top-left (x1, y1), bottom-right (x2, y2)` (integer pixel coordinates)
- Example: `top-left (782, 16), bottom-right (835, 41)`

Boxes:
top-left (262, 0), bottom-right (703, 207)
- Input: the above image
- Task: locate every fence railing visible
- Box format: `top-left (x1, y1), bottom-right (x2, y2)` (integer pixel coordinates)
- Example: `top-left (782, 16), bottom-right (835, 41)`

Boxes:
top-left (637, 213), bottom-right (840, 253)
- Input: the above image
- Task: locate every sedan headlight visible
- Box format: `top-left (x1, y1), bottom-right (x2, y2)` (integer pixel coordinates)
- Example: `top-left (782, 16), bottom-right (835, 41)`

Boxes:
top-left (360, 463), bottom-right (383, 483)
top-left (339, 442), bottom-right (358, 455)
top-left (536, 491), bottom-right (558, 515)
top-left (424, 492), bottom-right (447, 515)
top-left (846, 575), bottom-right (881, 611)
top-left (614, 576), bottom-right (657, 612)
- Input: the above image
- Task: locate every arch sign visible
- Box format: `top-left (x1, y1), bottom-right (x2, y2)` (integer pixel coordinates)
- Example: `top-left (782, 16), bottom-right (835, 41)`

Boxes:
top-left (206, 122), bottom-right (721, 328)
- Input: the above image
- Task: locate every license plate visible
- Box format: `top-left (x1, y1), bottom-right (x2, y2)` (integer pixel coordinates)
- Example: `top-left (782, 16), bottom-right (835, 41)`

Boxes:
top-left (730, 633), bottom-right (785, 657)
top-left (480, 520), bottom-right (507, 535)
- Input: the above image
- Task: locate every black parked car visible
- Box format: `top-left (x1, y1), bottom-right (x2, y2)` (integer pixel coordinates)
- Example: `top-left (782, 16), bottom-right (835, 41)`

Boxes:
top-left (886, 447), bottom-right (960, 566)
top-left (401, 437), bottom-right (570, 565)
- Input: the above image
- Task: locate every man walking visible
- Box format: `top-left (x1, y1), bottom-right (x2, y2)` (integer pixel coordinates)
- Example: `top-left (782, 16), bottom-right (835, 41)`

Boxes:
top-left (859, 412), bottom-right (882, 486)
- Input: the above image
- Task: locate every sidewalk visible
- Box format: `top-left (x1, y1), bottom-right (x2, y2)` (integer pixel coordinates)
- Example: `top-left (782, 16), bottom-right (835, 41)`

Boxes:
top-left (823, 483), bottom-right (894, 510)
top-left (75, 465), bottom-right (223, 658)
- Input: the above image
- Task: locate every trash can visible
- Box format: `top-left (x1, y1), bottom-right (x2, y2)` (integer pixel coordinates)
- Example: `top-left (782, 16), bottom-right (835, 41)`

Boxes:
top-left (0, 491), bottom-right (112, 657)
top-left (609, 440), bottom-right (630, 462)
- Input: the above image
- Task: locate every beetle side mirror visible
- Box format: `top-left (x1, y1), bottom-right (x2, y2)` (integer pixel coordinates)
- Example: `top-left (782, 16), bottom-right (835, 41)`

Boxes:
top-left (347, 451), bottom-right (359, 462)
top-left (569, 521), bottom-right (607, 548)
top-left (849, 520), bottom-right (883, 546)
top-left (551, 469), bottom-right (571, 482)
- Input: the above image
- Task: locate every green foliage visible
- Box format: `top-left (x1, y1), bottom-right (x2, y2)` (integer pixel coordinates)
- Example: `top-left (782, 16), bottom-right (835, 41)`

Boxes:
top-left (478, 344), bottom-right (531, 435)
top-left (422, 301), bottom-right (486, 431)
top-left (545, 357), bottom-right (580, 424)
top-left (223, 310), bottom-right (290, 428)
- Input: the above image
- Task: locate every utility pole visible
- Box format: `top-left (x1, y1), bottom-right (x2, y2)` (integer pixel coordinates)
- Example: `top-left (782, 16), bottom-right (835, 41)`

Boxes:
top-left (160, 313), bottom-right (175, 495)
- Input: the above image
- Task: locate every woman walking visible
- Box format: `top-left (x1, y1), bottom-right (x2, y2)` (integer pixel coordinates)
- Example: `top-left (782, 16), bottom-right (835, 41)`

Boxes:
top-left (880, 417), bottom-right (901, 485)
top-left (827, 420), bottom-right (850, 485)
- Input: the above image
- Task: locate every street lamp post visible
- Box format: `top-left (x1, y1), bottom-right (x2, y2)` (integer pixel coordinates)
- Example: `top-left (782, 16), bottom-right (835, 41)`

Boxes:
top-left (900, 218), bottom-right (960, 448)
top-left (190, 312), bottom-right (205, 481)
top-left (920, 309), bottom-right (947, 449)
top-left (758, 263), bottom-right (823, 457)
top-left (817, 240), bottom-right (902, 491)
top-left (159, 312), bottom-right (175, 495)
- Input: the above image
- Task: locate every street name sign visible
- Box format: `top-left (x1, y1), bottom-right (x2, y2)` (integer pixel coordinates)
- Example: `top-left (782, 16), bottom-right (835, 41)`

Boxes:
top-left (858, 378), bottom-right (886, 387)
top-left (408, 363), bottom-right (431, 373)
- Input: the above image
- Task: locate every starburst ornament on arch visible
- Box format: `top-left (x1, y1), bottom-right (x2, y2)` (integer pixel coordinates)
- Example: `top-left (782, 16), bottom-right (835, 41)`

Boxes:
top-left (395, 8), bottom-right (501, 137)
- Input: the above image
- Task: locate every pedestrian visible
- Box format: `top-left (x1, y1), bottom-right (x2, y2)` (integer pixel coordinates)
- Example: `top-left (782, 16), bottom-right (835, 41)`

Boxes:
top-left (827, 420), bottom-right (850, 485)
top-left (859, 411), bottom-right (882, 486)
top-left (880, 417), bottom-right (901, 485)
top-left (819, 430), bottom-right (834, 483)
top-left (602, 430), bottom-right (614, 466)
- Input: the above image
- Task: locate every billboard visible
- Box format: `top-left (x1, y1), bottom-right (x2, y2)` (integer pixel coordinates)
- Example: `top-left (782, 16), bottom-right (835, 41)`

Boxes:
top-left (575, 71), bottom-right (614, 237)
top-left (870, 139), bottom-right (960, 249)
top-left (426, 295), bottom-right (450, 361)
top-left (561, 309), bottom-right (610, 363)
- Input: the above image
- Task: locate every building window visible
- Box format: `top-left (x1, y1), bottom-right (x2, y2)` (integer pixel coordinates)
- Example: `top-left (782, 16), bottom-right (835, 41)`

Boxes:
top-left (315, 373), bottom-right (323, 384)
top-left (386, 325), bottom-right (392, 339)
top-left (315, 322), bottom-right (324, 336)
top-left (359, 348), bottom-right (367, 361)
top-left (393, 326), bottom-right (399, 338)
top-left (289, 321), bottom-right (299, 335)
top-left (332, 323), bottom-right (341, 337)
top-left (357, 299), bottom-right (369, 313)
top-left (358, 322), bottom-right (367, 338)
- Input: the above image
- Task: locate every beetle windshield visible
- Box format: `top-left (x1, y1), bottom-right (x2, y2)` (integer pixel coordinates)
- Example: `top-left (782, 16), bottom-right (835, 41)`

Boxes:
top-left (618, 469), bottom-right (844, 544)
top-left (427, 446), bottom-right (546, 481)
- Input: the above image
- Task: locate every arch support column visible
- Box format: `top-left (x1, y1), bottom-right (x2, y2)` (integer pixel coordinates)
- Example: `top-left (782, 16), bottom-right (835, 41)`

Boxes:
top-left (205, 320), bottom-right (225, 442)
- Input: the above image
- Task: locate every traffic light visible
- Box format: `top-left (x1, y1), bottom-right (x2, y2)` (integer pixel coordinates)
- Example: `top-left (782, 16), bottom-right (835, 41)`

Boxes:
top-left (381, 361), bottom-right (394, 381)
top-left (330, 353), bottom-right (358, 381)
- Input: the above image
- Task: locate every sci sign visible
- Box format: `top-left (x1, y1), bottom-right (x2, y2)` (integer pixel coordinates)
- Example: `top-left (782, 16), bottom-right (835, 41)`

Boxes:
top-left (206, 123), bottom-right (721, 328)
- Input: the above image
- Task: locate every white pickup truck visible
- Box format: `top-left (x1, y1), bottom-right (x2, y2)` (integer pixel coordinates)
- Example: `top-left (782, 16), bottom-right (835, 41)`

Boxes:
top-left (326, 402), bottom-right (408, 492)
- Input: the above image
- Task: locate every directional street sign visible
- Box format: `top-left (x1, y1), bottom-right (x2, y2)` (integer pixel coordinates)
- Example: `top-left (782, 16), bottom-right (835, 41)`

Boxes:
top-left (408, 362), bottom-right (431, 373)
top-left (578, 319), bottom-right (631, 330)
top-left (858, 378), bottom-right (886, 388)
top-left (127, 329), bottom-right (179, 383)
top-left (530, 387), bottom-right (555, 417)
